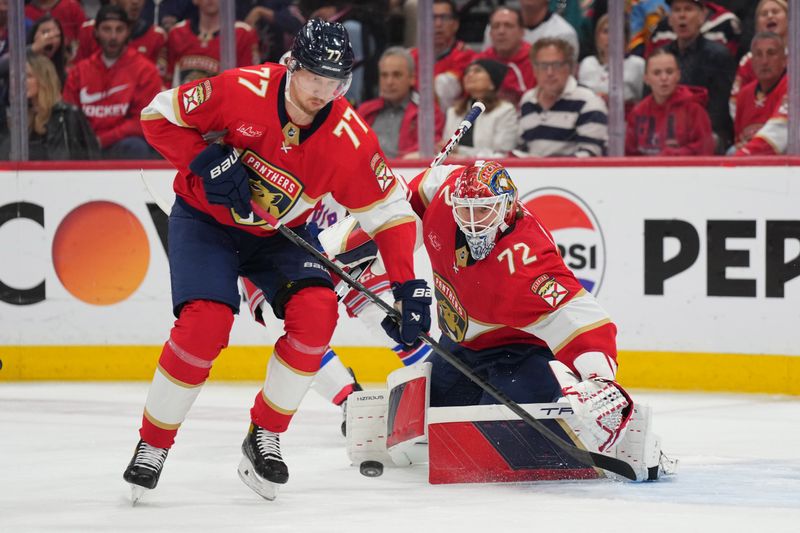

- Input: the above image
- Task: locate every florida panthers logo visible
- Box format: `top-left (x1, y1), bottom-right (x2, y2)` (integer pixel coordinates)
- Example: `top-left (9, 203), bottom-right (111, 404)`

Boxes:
top-left (239, 150), bottom-right (303, 226)
top-left (433, 273), bottom-right (467, 342)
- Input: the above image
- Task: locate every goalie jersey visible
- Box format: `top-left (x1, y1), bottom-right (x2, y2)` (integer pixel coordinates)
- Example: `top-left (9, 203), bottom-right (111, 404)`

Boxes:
top-left (407, 165), bottom-right (618, 375)
top-left (140, 64), bottom-right (417, 283)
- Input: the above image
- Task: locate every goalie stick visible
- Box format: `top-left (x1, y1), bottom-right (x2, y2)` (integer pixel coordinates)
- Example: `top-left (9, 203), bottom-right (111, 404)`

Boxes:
top-left (245, 104), bottom-right (637, 481)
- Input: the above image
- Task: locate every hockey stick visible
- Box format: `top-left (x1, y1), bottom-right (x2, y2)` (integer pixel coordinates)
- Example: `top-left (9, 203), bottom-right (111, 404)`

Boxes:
top-left (250, 201), bottom-right (635, 480)
top-left (430, 102), bottom-right (485, 168)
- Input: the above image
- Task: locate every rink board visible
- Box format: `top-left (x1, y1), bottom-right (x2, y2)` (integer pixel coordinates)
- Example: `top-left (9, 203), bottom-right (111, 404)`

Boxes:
top-left (1, 158), bottom-right (799, 393)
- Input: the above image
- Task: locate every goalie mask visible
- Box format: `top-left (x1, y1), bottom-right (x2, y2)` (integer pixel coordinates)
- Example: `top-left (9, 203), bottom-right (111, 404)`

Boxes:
top-left (286, 18), bottom-right (354, 101)
top-left (451, 161), bottom-right (518, 261)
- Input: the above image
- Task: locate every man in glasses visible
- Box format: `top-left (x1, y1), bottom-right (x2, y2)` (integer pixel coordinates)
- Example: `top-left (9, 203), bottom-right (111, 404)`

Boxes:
top-left (123, 17), bottom-right (430, 503)
top-left (518, 37), bottom-right (608, 157)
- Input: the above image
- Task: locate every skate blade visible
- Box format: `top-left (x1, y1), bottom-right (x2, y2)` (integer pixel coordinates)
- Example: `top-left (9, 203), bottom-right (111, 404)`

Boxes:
top-left (237, 456), bottom-right (280, 501)
top-left (130, 484), bottom-right (148, 506)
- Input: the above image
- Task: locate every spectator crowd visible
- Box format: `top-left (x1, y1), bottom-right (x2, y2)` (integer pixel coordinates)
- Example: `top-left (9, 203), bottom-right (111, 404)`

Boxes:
top-left (0, 0), bottom-right (792, 160)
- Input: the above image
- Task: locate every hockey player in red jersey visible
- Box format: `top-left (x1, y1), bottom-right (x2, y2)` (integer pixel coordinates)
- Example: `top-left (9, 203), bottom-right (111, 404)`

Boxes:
top-left (165, 0), bottom-right (259, 86)
top-left (123, 18), bottom-right (431, 503)
top-left (406, 160), bottom-right (630, 452)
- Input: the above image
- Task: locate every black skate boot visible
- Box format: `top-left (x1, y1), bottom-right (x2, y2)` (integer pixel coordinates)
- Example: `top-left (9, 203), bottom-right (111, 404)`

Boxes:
top-left (341, 367), bottom-right (363, 437)
top-left (123, 439), bottom-right (169, 505)
top-left (237, 423), bottom-right (289, 501)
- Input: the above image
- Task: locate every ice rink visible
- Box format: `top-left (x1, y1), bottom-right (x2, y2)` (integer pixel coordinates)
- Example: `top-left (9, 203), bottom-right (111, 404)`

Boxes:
top-left (1, 382), bottom-right (799, 533)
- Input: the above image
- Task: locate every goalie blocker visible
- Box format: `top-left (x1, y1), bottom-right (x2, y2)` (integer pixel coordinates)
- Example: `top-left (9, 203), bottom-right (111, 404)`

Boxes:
top-left (346, 365), bottom-right (677, 484)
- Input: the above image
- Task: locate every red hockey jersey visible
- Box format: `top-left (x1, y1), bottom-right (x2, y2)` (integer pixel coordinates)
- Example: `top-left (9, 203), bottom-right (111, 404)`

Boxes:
top-left (625, 85), bottom-right (714, 156)
top-left (735, 92), bottom-right (788, 156)
top-left (729, 53), bottom-right (755, 119)
top-left (733, 74), bottom-right (787, 148)
top-left (75, 19), bottom-right (167, 68)
top-left (165, 19), bottom-right (259, 86)
top-left (25, 0), bottom-right (85, 46)
top-left (406, 165), bottom-right (617, 374)
top-left (410, 40), bottom-right (477, 96)
top-left (63, 47), bottom-right (163, 148)
top-left (140, 64), bottom-right (418, 284)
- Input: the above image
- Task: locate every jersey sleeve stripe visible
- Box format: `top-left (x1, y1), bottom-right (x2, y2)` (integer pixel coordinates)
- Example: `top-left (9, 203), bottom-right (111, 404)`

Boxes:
top-left (368, 215), bottom-right (416, 237)
top-left (522, 292), bottom-right (612, 351)
top-left (551, 318), bottom-right (613, 354)
top-left (141, 88), bottom-right (189, 127)
top-left (346, 181), bottom-right (400, 213)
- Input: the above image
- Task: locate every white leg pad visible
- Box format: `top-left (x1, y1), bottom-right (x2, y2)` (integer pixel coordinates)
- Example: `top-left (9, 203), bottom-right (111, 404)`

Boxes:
top-left (606, 403), bottom-right (678, 481)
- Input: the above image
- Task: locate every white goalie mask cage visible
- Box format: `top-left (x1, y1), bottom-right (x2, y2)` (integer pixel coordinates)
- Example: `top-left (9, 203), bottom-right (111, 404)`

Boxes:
top-left (451, 161), bottom-right (518, 261)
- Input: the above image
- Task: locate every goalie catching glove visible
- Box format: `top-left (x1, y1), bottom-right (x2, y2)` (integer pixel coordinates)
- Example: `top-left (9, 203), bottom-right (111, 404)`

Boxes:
top-left (381, 279), bottom-right (432, 347)
top-left (550, 352), bottom-right (633, 453)
top-left (189, 143), bottom-right (252, 219)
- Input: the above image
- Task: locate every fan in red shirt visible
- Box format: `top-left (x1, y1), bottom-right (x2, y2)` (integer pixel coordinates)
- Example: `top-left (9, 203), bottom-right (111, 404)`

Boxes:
top-left (62, 5), bottom-right (162, 158)
top-left (475, 7), bottom-right (536, 106)
top-left (409, 0), bottom-right (476, 111)
top-left (122, 19), bottom-right (430, 503)
top-left (165, 0), bottom-right (259, 87)
top-left (626, 49), bottom-right (714, 156)
top-left (74, 0), bottom-right (167, 72)
top-left (24, 0), bottom-right (85, 48)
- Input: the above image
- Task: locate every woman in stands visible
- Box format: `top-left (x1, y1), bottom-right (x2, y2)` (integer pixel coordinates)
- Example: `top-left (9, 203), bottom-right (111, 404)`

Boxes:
top-left (0, 53), bottom-right (98, 160)
top-left (441, 58), bottom-right (518, 159)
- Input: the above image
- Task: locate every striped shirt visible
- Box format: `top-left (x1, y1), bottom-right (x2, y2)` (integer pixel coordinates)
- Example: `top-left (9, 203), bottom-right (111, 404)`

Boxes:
top-left (518, 76), bottom-right (608, 157)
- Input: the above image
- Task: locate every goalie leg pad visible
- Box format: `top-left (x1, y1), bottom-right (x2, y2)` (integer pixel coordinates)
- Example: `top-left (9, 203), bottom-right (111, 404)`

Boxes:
top-left (609, 404), bottom-right (678, 482)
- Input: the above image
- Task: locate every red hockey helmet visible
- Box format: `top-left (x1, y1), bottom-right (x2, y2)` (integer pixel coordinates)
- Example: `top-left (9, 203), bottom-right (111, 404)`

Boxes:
top-left (451, 160), bottom-right (518, 260)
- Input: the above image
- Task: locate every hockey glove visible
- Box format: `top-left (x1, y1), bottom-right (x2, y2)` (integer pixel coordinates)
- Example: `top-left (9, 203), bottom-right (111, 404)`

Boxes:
top-left (550, 357), bottom-right (633, 453)
top-left (381, 279), bottom-right (432, 347)
top-left (189, 143), bottom-right (252, 219)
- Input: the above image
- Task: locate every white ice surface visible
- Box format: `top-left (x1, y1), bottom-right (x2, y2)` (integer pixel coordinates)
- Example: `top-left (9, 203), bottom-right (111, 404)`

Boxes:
top-left (1, 383), bottom-right (799, 533)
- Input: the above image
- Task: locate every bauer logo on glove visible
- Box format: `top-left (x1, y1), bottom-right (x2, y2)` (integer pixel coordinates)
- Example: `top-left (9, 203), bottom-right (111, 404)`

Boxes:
top-left (189, 143), bottom-right (253, 219)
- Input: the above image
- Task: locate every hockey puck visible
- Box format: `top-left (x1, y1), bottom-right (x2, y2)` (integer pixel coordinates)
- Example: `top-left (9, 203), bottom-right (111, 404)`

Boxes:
top-left (359, 460), bottom-right (383, 477)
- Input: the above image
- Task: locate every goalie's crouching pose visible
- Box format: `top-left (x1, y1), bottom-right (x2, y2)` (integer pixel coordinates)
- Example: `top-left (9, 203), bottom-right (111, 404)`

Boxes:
top-left (343, 160), bottom-right (676, 483)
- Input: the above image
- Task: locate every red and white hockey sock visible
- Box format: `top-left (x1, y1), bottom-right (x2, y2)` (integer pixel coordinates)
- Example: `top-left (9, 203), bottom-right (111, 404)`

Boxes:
top-left (250, 287), bottom-right (338, 432)
top-left (140, 300), bottom-right (233, 449)
top-left (312, 348), bottom-right (358, 405)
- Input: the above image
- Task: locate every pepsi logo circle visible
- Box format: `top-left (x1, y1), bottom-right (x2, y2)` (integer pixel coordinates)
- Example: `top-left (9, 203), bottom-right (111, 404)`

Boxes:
top-left (521, 188), bottom-right (606, 294)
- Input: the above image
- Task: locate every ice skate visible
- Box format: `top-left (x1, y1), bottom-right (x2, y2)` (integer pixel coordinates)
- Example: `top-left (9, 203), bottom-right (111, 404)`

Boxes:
top-left (237, 423), bottom-right (289, 501)
top-left (123, 439), bottom-right (169, 505)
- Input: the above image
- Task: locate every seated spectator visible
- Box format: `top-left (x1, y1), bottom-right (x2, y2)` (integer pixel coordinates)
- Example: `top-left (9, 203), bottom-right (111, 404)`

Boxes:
top-left (442, 59), bottom-right (518, 159)
top-left (730, 0), bottom-right (787, 119)
top-left (476, 7), bottom-right (537, 106)
top-left (648, 0), bottom-right (741, 58)
top-left (409, 0), bottom-right (475, 112)
top-left (63, 5), bottom-right (162, 159)
top-left (75, 0), bottom-right (167, 73)
top-left (626, 48), bottom-right (714, 155)
top-left (0, 53), bottom-right (98, 159)
top-left (518, 38), bottom-right (607, 157)
top-left (28, 15), bottom-right (68, 87)
top-left (25, 0), bottom-right (85, 54)
top-left (578, 14), bottom-right (645, 108)
top-left (357, 47), bottom-right (444, 159)
top-left (482, 0), bottom-right (579, 62)
top-left (732, 31), bottom-right (787, 152)
top-left (166, 0), bottom-right (258, 86)
top-left (237, 1), bottom-right (304, 63)
top-left (662, 0), bottom-right (735, 152)
top-left (734, 93), bottom-right (787, 156)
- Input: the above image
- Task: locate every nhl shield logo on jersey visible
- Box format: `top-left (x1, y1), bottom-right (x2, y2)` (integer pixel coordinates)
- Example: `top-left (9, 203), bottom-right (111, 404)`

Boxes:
top-left (531, 274), bottom-right (569, 308)
top-left (182, 80), bottom-right (213, 114)
top-left (433, 273), bottom-right (467, 342)
top-left (240, 150), bottom-right (304, 225)
top-left (521, 188), bottom-right (606, 294)
top-left (369, 153), bottom-right (394, 192)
